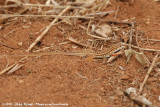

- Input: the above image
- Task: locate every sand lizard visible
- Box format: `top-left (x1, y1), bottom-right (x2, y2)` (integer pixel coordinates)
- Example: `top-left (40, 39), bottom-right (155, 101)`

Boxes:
top-left (90, 43), bottom-right (124, 59)
top-left (7, 43), bottom-right (124, 59)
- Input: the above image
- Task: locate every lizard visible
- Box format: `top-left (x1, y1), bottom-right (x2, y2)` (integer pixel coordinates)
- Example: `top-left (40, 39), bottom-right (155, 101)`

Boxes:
top-left (6, 43), bottom-right (125, 60)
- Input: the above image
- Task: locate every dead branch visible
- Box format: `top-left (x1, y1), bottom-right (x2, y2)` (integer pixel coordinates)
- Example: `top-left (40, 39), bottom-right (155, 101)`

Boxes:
top-left (121, 43), bottom-right (160, 52)
top-left (7, 64), bottom-right (23, 74)
top-left (0, 14), bottom-right (94, 19)
top-left (138, 53), bottom-right (159, 95)
top-left (0, 4), bottom-right (83, 9)
top-left (26, 6), bottom-right (71, 52)
top-left (0, 55), bottom-right (9, 69)
top-left (125, 87), bottom-right (153, 107)
top-left (67, 36), bottom-right (93, 48)
top-left (126, 22), bottom-right (135, 63)
top-left (0, 63), bottom-right (16, 75)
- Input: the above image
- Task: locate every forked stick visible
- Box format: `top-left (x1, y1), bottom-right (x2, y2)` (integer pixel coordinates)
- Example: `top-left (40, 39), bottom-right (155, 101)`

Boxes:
top-left (26, 6), bottom-right (71, 52)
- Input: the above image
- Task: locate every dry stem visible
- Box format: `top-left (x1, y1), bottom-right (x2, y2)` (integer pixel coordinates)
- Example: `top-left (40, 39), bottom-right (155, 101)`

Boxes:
top-left (26, 6), bottom-right (71, 51)
top-left (0, 14), bottom-right (94, 19)
top-left (67, 37), bottom-right (92, 48)
top-left (121, 43), bottom-right (160, 52)
top-left (0, 4), bottom-right (82, 9)
top-left (138, 53), bottom-right (159, 95)
top-left (0, 63), bottom-right (16, 75)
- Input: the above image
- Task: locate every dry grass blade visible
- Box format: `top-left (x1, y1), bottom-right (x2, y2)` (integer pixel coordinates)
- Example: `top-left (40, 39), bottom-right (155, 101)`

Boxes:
top-left (96, 19), bottom-right (132, 25)
top-left (75, 72), bottom-right (88, 79)
top-left (7, 64), bottom-right (23, 74)
top-left (1, 27), bottom-right (20, 37)
top-left (141, 38), bottom-right (160, 42)
top-left (0, 4), bottom-right (83, 9)
top-left (86, 11), bottom-right (115, 16)
top-left (121, 43), bottom-right (160, 52)
top-left (26, 6), bottom-right (71, 52)
top-left (0, 63), bottom-right (16, 76)
top-left (154, 0), bottom-right (160, 1)
top-left (0, 55), bottom-right (9, 69)
top-left (0, 14), bottom-right (94, 19)
top-left (0, 4), bottom-right (82, 9)
top-left (126, 22), bottom-right (135, 63)
top-left (87, 33), bottom-right (112, 40)
top-left (129, 22), bottom-right (135, 46)
top-left (67, 37), bottom-right (92, 48)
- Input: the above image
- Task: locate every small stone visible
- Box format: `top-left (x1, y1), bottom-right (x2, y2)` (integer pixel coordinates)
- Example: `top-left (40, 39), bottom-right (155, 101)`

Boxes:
top-left (23, 19), bottom-right (26, 23)
top-left (120, 74), bottom-right (130, 80)
top-left (18, 42), bottom-right (23, 46)
top-left (119, 65), bottom-right (125, 71)
top-left (0, 26), bottom-right (2, 30)
top-left (100, 87), bottom-right (107, 93)
top-left (18, 80), bottom-right (24, 83)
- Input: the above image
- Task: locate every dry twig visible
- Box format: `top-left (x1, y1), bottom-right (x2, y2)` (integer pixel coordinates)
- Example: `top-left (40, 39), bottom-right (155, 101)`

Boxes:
top-left (121, 43), bottom-right (160, 52)
top-left (0, 55), bottom-right (9, 69)
top-left (0, 41), bottom-right (19, 49)
top-left (126, 22), bottom-right (135, 63)
top-left (138, 53), bottom-right (159, 95)
top-left (125, 87), bottom-right (153, 107)
top-left (1, 27), bottom-right (20, 37)
top-left (67, 36), bottom-right (92, 48)
top-left (114, 6), bottom-right (119, 19)
top-left (141, 38), bottom-right (160, 42)
top-left (0, 14), bottom-right (94, 19)
top-left (0, 4), bottom-right (83, 9)
top-left (0, 63), bottom-right (16, 75)
top-left (26, 6), bottom-right (71, 51)
top-left (7, 64), bottom-right (23, 74)
top-left (75, 72), bottom-right (88, 79)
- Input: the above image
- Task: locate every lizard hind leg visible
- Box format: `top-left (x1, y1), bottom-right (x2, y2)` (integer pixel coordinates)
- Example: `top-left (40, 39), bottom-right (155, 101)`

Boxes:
top-left (86, 54), bottom-right (94, 61)
top-left (102, 57), bottom-right (107, 64)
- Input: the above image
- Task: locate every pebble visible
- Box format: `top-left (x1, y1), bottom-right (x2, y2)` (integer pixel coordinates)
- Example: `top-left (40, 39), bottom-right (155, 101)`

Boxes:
top-left (120, 74), bottom-right (130, 80)
top-left (18, 80), bottom-right (24, 83)
top-left (18, 42), bottom-right (23, 46)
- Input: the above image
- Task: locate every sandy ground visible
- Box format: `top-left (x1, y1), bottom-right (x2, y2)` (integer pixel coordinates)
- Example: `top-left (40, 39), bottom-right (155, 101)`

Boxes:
top-left (0, 0), bottom-right (160, 107)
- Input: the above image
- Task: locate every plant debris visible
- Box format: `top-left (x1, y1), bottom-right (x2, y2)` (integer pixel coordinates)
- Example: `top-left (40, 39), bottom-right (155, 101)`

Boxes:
top-left (0, 0), bottom-right (160, 106)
